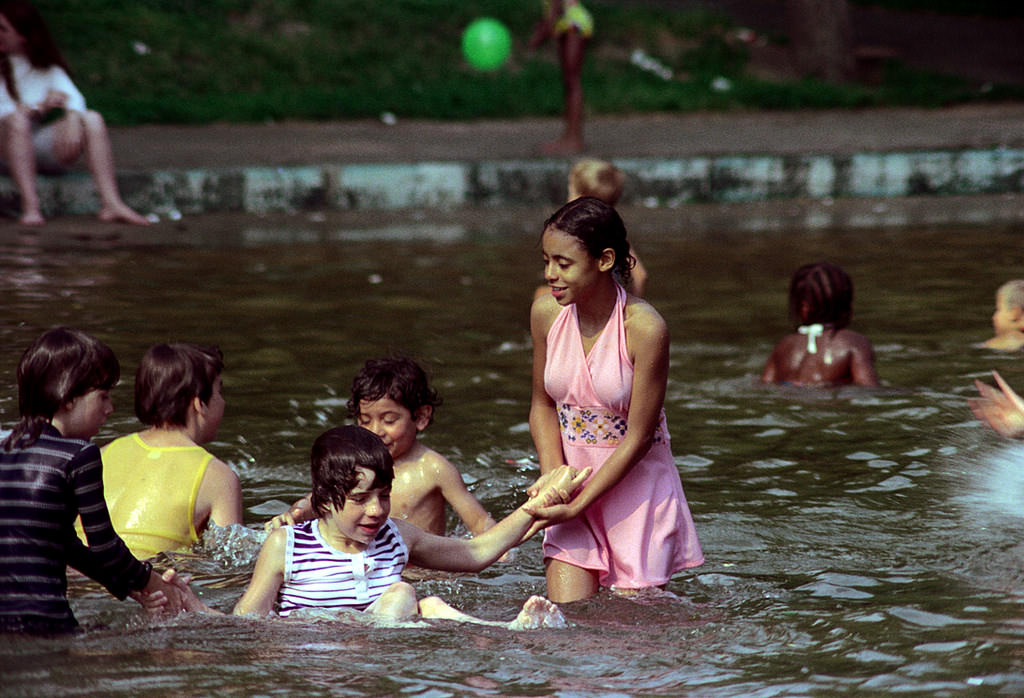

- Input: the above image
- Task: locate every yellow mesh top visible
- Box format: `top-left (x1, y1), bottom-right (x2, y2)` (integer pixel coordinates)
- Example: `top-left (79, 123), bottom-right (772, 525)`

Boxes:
top-left (76, 432), bottom-right (212, 559)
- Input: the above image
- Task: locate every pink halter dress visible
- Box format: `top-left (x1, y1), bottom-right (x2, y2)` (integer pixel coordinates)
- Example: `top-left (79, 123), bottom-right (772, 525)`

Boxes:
top-left (542, 284), bottom-right (703, 588)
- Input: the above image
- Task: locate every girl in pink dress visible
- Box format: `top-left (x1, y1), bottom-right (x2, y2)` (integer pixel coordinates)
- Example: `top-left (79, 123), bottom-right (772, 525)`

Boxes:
top-left (527, 196), bottom-right (703, 603)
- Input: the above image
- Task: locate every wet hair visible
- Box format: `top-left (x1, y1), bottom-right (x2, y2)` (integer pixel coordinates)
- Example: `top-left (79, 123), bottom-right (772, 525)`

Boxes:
top-left (2, 327), bottom-right (119, 451)
top-left (346, 357), bottom-right (441, 427)
top-left (569, 158), bottom-right (624, 206)
top-left (309, 426), bottom-right (394, 518)
top-left (542, 196), bottom-right (635, 286)
top-left (0, 1), bottom-right (70, 103)
top-left (134, 343), bottom-right (223, 427)
top-left (788, 261), bottom-right (854, 329)
top-left (997, 280), bottom-right (1024, 311)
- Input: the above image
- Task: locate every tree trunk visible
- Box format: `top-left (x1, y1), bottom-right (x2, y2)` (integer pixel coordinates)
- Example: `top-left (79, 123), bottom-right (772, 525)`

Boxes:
top-left (786, 0), bottom-right (855, 82)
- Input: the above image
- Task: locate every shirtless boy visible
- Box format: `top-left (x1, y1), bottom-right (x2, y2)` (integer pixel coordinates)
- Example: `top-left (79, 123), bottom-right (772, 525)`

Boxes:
top-left (268, 358), bottom-right (495, 536)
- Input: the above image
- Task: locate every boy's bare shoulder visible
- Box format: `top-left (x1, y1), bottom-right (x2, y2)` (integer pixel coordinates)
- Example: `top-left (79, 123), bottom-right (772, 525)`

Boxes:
top-left (397, 442), bottom-right (457, 477)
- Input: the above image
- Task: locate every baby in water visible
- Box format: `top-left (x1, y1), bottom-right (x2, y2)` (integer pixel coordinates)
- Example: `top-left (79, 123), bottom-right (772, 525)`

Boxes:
top-left (761, 261), bottom-right (879, 387)
top-left (981, 280), bottom-right (1024, 352)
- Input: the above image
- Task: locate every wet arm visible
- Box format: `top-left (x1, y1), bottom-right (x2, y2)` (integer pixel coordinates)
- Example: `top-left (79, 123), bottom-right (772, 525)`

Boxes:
top-left (233, 528), bottom-right (286, 615)
top-left (399, 505), bottom-right (535, 572)
top-left (529, 297), bottom-right (566, 476)
top-left (198, 458), bottom-right (244, 529)
top-left (850, 339), bottom-right (880, 387)
top-left (551, 307), bottom-right (668, 517)
top-left (70, 445), bottom-right (151, 597)
top-left (435, 459), bottom-right (496, 535)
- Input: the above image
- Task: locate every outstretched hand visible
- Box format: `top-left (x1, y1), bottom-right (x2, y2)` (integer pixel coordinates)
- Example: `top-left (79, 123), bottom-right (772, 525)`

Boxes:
top-left (520, 465), bottom-right (591, 540)
top-left (131, 568), bottom-right (216, 616)
top-left (969, 370), bottom-right (1024, 439)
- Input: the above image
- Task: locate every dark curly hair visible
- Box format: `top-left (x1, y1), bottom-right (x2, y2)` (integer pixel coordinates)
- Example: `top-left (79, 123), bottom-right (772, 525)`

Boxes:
top-left (346, 357), bottom-right (441, 426)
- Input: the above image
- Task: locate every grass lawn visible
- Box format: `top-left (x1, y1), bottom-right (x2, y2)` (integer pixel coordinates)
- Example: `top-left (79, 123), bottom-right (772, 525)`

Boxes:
top-left (31, 0), bottom-right (1024, 125)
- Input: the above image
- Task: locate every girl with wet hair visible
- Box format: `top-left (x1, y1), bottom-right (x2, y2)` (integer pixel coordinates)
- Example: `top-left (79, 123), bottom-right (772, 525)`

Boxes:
top-left (527, 196), bottom-right (704, 604)
top-left (762, 261), bottom-right (879, 387)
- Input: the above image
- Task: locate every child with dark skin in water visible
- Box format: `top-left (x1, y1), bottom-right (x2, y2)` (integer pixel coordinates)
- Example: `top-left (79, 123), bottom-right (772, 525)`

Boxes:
top-left (761, 261), bottom-right (879, 387)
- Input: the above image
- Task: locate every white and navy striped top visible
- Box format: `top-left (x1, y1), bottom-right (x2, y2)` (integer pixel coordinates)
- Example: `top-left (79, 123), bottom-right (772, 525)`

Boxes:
top-left (278, 518), bottom-right (409, 616)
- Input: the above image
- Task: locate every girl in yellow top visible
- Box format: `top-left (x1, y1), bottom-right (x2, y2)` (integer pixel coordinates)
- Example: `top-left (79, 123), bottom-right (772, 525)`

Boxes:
top-left (530, 1), bottom-right (593, 154)
top-left (96, 343), bottom-right (243, 558)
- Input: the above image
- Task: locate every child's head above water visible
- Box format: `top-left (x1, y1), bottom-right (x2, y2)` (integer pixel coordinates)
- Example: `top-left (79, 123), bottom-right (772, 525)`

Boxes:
top-left (543, 196), bottom-right (635, 287)
top-left (134, 343), bottom-right (223, 427)
top-left (788, 261), bottom-right (854, 330)
top-left (5, 327), bottom-right (119, 450)
top-left (568, 159), bottom-right (624, 206)
top-left (346, 357), bottom-right (441, 427)
top-left (309, 425), bottom-right (394, 519)
top-left (995, 280), bottom-right (1024, 316)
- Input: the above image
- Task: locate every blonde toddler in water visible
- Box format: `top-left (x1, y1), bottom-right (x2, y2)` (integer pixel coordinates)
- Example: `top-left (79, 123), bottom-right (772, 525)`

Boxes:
top-left (268, 357), bottom-right (496, 538)
top-left (534, 159), bottom-right (647, 302)
top-left (761, 261), bottom-right (879, 387)
top-left (982, 280), bottom-right (1024, 352)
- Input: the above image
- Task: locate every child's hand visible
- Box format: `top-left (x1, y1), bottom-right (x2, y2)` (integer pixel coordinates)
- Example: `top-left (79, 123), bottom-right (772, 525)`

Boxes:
top-left (522, 466), bottom-right (591, 517)
top-left (134, 568), bottom-right (187, 616)
top-left (526, 466), bottom-right (569, 499)
top-left (969, 370), bottom-right (1024, 439)
top-left (264, 497), bottom-right (311, 532)
top-left (132, 568), bottom-right (216, 615)
top-left (264, 508), bottom-right (300, 532)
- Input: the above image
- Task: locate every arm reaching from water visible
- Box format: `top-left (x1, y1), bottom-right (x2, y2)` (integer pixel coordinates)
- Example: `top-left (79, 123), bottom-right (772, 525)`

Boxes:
top-left (233, 528), bottom-right (287, 615)
top-left (969, 370), bottom-right (1024, 439)
top-left (401, 465), bottom-right (589, 572)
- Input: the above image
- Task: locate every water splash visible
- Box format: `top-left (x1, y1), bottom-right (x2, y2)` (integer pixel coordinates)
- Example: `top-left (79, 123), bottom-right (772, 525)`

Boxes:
top-left (959, 442), bottom-right (1024, 518)
top-left (197, 523), bottom-right (267, 569)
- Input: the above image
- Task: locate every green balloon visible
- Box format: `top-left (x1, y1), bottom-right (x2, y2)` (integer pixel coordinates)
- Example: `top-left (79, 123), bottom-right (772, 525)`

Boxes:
top-left (462, 17), bottom-right (511, 71)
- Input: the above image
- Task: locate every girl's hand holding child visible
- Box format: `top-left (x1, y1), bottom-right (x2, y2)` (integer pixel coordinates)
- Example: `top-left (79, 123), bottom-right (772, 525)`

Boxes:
top-left (521, 464), bottom-right (591, 540)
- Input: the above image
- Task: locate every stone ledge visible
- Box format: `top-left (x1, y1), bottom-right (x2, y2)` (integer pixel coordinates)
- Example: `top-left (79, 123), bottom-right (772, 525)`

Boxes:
top-left (3, 147), bottom-right (1022, 219)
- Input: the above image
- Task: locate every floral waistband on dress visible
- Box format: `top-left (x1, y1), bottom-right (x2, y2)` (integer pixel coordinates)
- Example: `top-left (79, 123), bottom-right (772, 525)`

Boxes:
top-left (558, 404), bottom-right (667, 446)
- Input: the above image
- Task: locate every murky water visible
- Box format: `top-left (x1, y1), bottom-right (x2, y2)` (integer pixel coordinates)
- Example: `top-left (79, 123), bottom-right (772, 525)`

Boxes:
top-left (2, 208), bottom-right (1024, 695)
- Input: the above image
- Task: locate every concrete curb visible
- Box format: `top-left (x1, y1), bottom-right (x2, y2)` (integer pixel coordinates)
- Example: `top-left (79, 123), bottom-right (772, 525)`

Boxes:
top-left (4, 146), bottom-right (1023, 220)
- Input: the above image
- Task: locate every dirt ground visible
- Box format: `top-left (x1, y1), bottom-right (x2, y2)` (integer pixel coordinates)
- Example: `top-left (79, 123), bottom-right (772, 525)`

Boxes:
top-left (630, 0), bottom-right (1024, 85)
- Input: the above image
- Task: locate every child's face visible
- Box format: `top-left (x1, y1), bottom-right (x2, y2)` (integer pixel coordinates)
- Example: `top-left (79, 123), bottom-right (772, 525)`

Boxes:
top-left (992, 292), bottom-right (1022, 336)
top-left (196, 376), bottom-right (225, 443)
top-left (56, 388), bottom-right (114, 440)
top-left (541, 226), bottom-right (609, 306)
top-left (355, 397), bottom-right (428, 460)
top-left (323, 467), bottom-right (392, 550)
